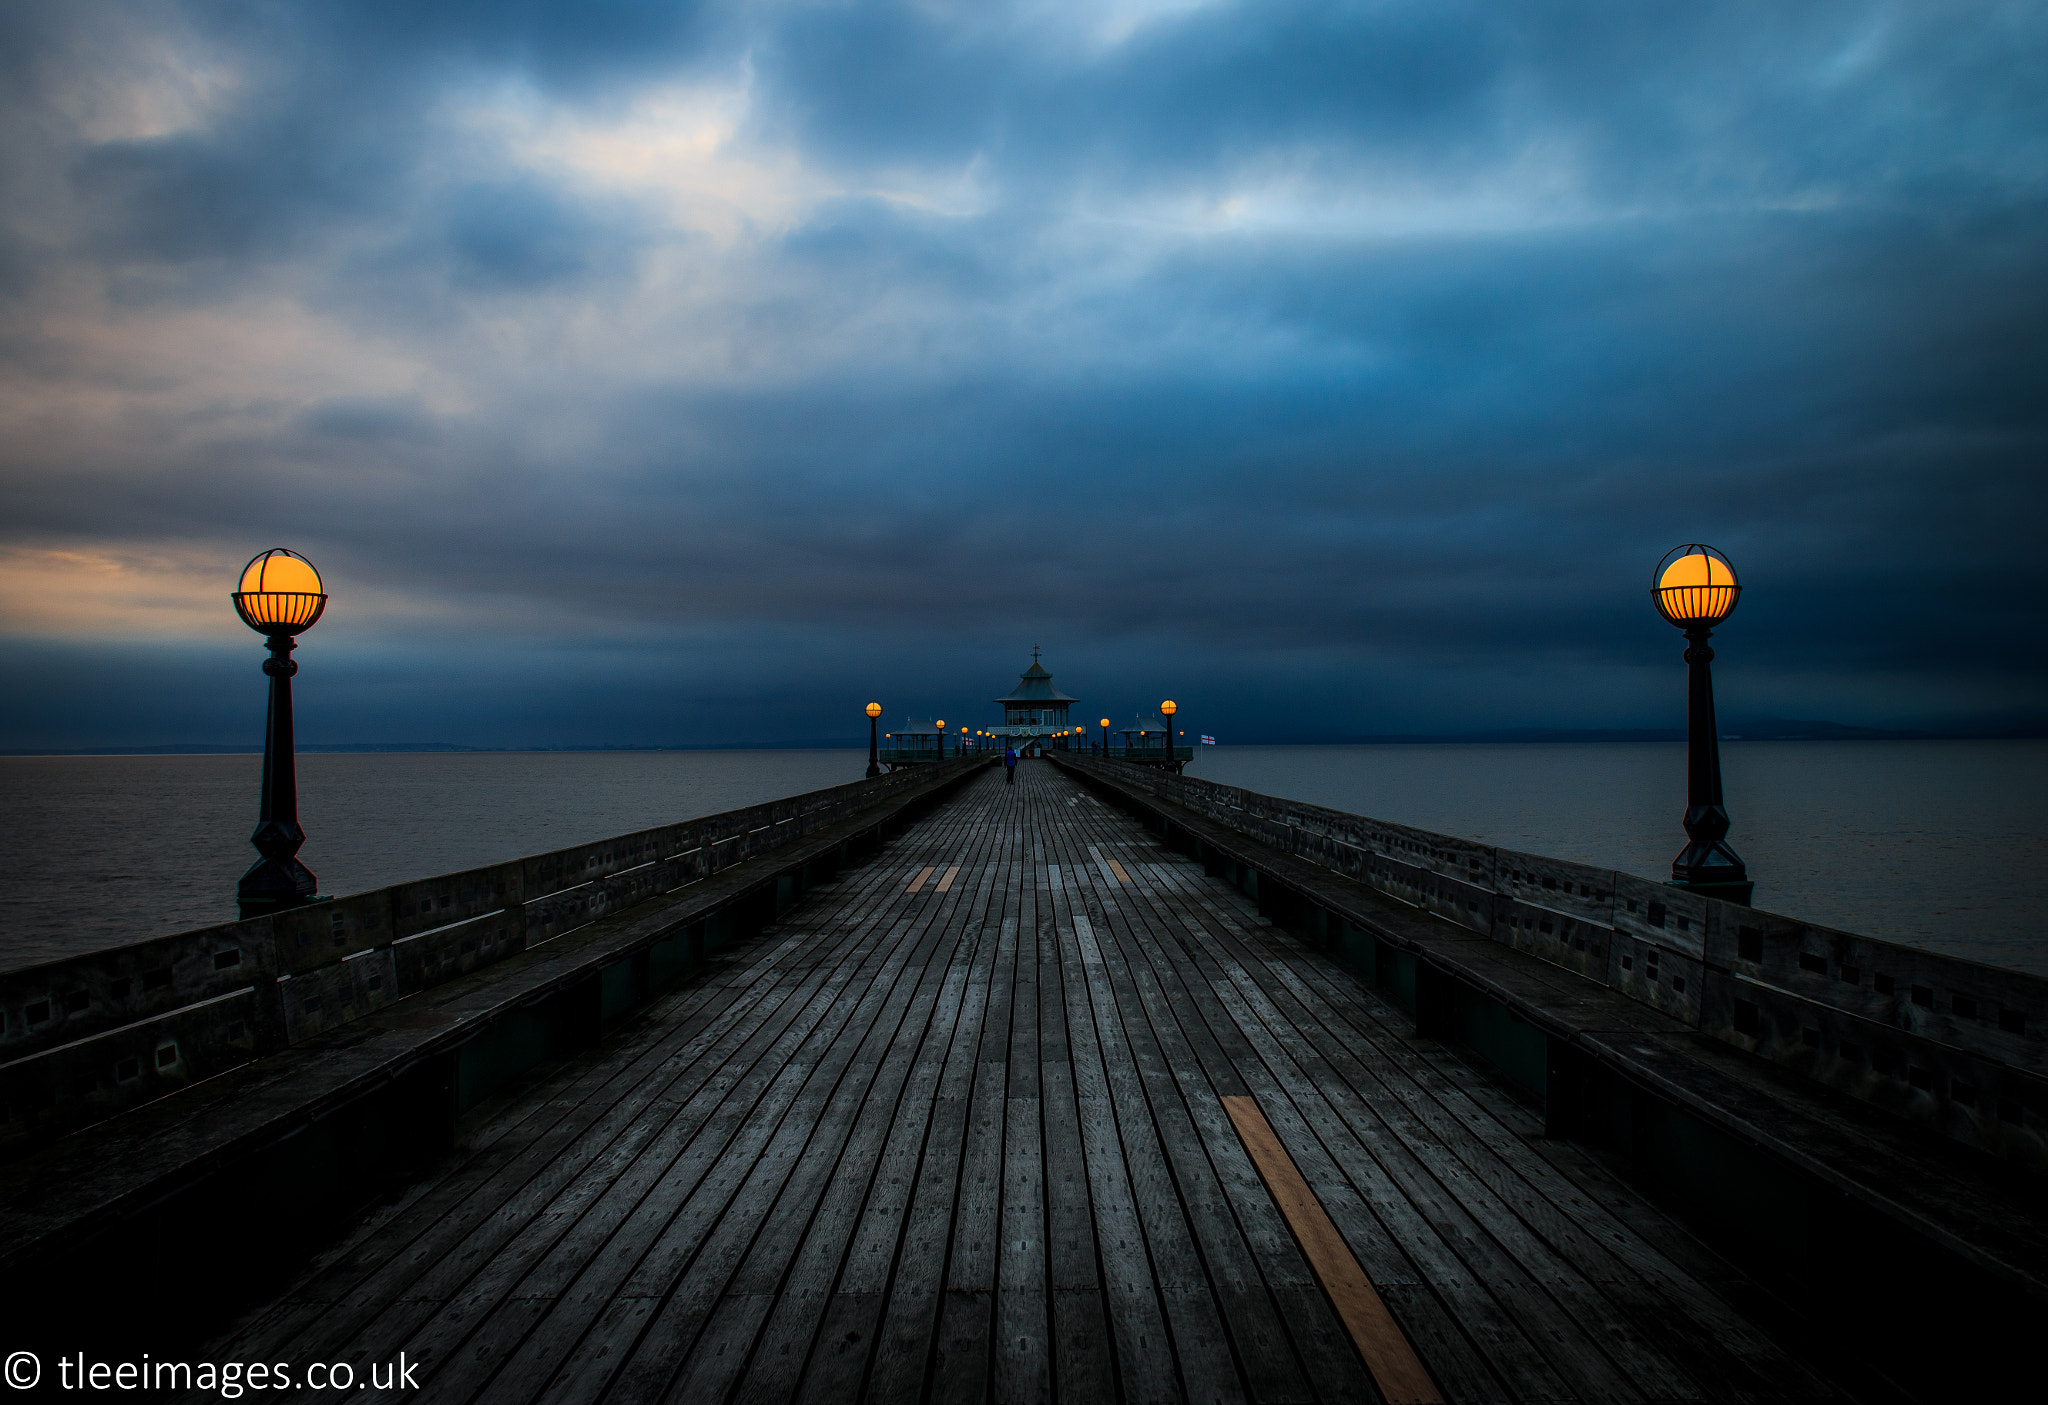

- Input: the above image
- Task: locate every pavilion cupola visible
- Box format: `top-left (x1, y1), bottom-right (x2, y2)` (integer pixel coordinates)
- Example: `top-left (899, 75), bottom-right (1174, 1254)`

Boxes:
top-left (993, 646), bottom-right (1077, 731)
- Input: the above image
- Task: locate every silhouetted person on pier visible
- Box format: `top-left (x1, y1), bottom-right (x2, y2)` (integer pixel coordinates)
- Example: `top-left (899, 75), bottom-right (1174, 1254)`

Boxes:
top-left (1005, 747), bottom-right (1018, 783)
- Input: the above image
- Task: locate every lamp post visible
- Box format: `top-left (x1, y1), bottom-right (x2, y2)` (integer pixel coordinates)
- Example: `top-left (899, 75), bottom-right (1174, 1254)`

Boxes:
top-left (1652, 544), bottom-right (1752, 904)
top-left (231, 549), bottom-right (328, 919)
top-left (866, 701), bottom-right (884, 777)
top-left (1160, 700), bottom-right (1177, 759)
top-left (936, 719), bottom-right (946, 760)
top-left (1100, 717), bottom-right (1110, 756)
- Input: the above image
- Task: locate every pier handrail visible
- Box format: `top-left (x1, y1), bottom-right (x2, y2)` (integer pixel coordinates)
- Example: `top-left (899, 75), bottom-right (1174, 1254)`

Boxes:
top-left (0, 757), bottom-right (987, 1146)
top-left (1063, 754), bottom-right (2047, 1173)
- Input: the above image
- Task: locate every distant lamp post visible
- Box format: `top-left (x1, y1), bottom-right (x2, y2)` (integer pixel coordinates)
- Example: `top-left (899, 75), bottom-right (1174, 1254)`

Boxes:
top-left (231, 548), bottom-right (328, 919)
top-left (1100, 717), bottom-right (1110, 755)
top-left (1652, 544), bottom-right (1752, 904)
top-left (866, 701), bottom-right (884, 777)
top-left (1160, 700), bottom-right (1178, 757)
top-left (936, 719), bottom-right (946, 760)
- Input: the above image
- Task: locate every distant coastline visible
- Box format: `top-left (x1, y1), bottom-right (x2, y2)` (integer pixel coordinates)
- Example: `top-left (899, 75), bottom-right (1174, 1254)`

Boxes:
top-left (5, 718), bottom-right (2044, 757)
top-left (0, 740), bottom-right (870, 757)
top-left (1319, 718), bottom-right (2048, 745)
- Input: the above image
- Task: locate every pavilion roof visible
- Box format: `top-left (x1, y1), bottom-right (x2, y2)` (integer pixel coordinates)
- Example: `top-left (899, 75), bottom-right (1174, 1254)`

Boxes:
top-left (994, 650), bottom-right (1077, 704)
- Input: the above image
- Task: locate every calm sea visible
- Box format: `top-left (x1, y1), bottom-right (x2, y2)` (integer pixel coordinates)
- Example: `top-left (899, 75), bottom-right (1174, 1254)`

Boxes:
top-left (2, 742), bottom-right (2042, 976)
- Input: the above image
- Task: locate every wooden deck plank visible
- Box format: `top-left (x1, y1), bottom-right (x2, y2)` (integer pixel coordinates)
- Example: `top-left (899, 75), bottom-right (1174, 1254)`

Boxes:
top-left (1223, 1093), bottom-right (1444, 1405)
top-left (1191, 937), bottom-right (1679, 1403)
top-left (728, 861), bottom-right (1006, 1405)
top-left (927, 937), bottom-right (1016, 1401)
top-left (1064, 817), bottom-right (1398, 1402)
top-left (226, 929), bottom-right (822, 1362)
top-left (653, 917), bottom-right (979, 1405)
top-left (1088, 838), bottom-right (1391, 1405)
top-left (267, 933), bottom-right (860, 1373)
top-left (1161, 850), bottom-right (1849, 1405)
top-left (1056, 821), bottom-right (1319, 1403)
top-left (1064, 901), bottom-right (1248, 1405)
top-left (1124, 832), bottom-right (1707, 1402)
top-left (993, 829), bottom-right (1052, 1405)
top-left (219, 950), bottom-right (782, 1358)
top-left (1061, 787), bottom-right (1629, 1404)
top-left (859, 846), bottom-right (1019, 1403)
top-left (1210, 912), bottom-right (1845, 1404)
top-left (202, 759), bottom-right (1882, 1405)
top-left (1034, 846), bottom-right (1121, 1405)
top-left (393, 878), bottom-right (949, 1398)
top-left (536, 811), bottom-right (1006, 1403)
top-left (1044, 888), bottom-right (1197, 1405)
top-left (473, 815), bottom-right (999, 1405)
top-left (682, 835), bottom-right (1017, 1403)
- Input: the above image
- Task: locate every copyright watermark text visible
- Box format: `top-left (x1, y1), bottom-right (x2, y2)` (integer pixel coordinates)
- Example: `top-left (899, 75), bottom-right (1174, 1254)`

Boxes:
top-left (2, 1350), bottom-right (420, 1395)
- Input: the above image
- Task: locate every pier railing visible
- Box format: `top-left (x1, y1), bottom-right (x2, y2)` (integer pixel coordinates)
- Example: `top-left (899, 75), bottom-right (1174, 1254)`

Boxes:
top-left (1067, 754), bottom-right (2047, 1171)
top-left (0, 756), bottom-right (985, 1148)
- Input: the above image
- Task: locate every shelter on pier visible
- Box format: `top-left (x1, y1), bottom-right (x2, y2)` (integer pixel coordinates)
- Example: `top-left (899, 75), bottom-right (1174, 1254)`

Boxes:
top-left (991, 647), bottom-right (1077, 755)
top-left (1113, 710), bottom-right (1193, 771)
top-left (878, 718), bottom-right (947, 769)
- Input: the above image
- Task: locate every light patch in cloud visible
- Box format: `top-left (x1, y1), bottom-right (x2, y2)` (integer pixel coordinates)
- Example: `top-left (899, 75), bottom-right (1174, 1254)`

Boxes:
top-left (1814, 4), bottom-right (1900, 88)
top-left (49, 23), bottom-right (245, 146)
top-left (466, 69), bottom-right (1003, 246)
top-left (465, 74), bottom-right (844, 246)
top-left (1026, 0), bottom-right (1230, 51)
top-left (1094, 141), bottom-right (1604, 242)
top-left (0, 538), bottom-right (625, 642)
top-left (0, 544), bottom-right (246, 639)
top-left (1, 295), bottom-right (471, 465)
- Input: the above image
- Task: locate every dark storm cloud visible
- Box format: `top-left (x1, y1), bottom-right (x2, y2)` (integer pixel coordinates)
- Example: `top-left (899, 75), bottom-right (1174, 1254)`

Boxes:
top-left (1, 0), bottom-right (2044, 747)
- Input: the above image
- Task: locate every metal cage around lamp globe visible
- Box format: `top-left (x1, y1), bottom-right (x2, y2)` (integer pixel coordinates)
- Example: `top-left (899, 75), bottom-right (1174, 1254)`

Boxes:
top-left (1651, 543), bottom-right (1752, 904)
top-left (231, 549), bottom-right (329, 918)
top-left (1652, 544), bottom-right (1740, 627)
top-left (233, 548), bottom-right (327, 633)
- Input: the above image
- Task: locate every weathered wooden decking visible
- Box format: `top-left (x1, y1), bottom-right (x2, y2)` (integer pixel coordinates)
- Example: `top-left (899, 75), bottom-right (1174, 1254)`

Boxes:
top-left (217, 762), bottom-right (1848, 1404)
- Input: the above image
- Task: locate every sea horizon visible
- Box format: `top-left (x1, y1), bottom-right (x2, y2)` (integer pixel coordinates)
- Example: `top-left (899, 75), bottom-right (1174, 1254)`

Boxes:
top-left (4, 740), bottom-right (2043, 979)
top-left (9, 717), bottom-right (2047, 757)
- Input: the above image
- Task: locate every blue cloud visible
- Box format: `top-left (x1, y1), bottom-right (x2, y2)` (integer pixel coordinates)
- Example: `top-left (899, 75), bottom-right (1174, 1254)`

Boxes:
top-left (0, 0), bottom-right (2042, 746)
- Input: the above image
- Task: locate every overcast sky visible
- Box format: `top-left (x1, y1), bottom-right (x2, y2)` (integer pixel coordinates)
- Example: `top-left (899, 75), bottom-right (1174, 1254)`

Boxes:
top-left (2, 0), bottom-right (2043, 748)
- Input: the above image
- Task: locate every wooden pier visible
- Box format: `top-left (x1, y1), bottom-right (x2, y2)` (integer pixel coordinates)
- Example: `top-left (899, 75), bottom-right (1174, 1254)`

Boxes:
top-left (6, 750), bottom-right (2045, 1403)
top-left (201, 762), bottom-right (1855, 1403)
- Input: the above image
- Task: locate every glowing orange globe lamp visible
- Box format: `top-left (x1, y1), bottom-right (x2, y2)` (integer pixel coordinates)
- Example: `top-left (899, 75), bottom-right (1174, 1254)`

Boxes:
top-left (231, 549), bottom-right (328, 918)
top-left (1652, 544), bottom-right (1751, 902)
top-left (865, 701), bottom-right (885, 777)
top-left (1653, 544), bottom-right (1740, 627)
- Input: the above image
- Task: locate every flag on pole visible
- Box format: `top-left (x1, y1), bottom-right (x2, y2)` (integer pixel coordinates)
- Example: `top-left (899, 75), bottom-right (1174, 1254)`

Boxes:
top-left (1200, 735), bottom-right (1216, 745)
